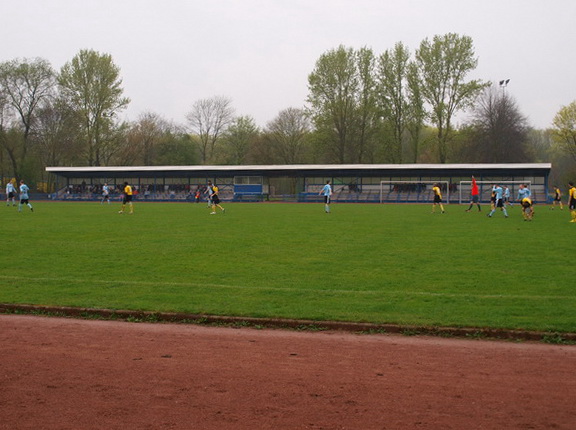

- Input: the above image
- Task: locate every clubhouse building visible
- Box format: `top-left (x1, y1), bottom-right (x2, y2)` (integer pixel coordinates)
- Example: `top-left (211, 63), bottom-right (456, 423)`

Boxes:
top-left (46, 163), bottom-right (552, 204)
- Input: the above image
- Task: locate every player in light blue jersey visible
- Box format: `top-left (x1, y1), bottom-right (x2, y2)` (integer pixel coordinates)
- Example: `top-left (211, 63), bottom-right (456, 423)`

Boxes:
top-left (18, 180), bottom-right (34, 212)
top-left (101, 183), bottom-right (110, 204)
top-left (517, 184), bottom-right (533, 220)
top-left (319, 180), bottom-right (332, 213)
top-left (6, 181), bottom-right (17, 206)
top-left (517, 184), bottom-right (531, 201)
top-left (503, 186), bottom-right (512, 207)
top-left (487, 184), bottom-right (508, 218)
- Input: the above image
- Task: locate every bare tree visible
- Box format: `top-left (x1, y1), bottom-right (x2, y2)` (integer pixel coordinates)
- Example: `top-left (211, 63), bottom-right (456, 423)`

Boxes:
top-left (264, 108), bottom-right (311, 164)
top-left (186, 96), bottom-right (234, 164)
top-left (34, 98), bottom-right (84, 185)
top-left (126, 112), bottom-right (169, 165)
top-left (463, 85), bottom-right (530, 162)
top-left (0, 57), bottom-right (55, 179)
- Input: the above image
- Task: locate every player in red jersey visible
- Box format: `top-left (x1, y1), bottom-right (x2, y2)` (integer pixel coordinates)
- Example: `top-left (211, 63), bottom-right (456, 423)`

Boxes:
top-left (465, 175), bottom-right (481, 212)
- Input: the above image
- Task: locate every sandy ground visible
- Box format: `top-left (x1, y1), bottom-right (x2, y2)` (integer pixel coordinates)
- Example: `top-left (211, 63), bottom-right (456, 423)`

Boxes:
top-left (1, 314), bottom-right (575, 430)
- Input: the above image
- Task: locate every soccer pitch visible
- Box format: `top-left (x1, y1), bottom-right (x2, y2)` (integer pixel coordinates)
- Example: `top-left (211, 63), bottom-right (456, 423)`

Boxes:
top-left (1, 201), bottom-right (574, 333)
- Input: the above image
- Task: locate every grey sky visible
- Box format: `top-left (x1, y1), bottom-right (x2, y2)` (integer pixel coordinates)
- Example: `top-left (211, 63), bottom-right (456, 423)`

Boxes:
top-left (2, 0), bottom-right (574, 130)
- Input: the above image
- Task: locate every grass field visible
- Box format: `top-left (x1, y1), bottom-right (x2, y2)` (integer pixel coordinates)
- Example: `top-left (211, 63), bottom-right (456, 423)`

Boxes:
top-left (1, 200), bottom-right (574, 333)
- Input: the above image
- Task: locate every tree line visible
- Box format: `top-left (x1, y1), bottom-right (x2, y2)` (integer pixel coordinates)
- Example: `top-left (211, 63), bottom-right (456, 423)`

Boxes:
top-left (1, 33), bottom-right (575, 191)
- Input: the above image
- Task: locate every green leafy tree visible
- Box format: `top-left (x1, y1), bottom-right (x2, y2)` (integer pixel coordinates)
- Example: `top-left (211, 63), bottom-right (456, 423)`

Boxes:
top-left (155, 132), bottom-right (198, 165)
top-left (377, 42), bottom-right (411, 163)
top-left (415, 33), bottom-right (487, 163)
top-left (354, 47), bottom-right (379, 163)
top-left (58, 49), bottom-right (130, 166)
top-left (552, 101), bottom-right (576, 161)
top-left (404, 62), bottom-right (426, 163)
top-left (307, 45), bottom-right (360, 163)
top-left (220, 116), bottom-right (259, 164)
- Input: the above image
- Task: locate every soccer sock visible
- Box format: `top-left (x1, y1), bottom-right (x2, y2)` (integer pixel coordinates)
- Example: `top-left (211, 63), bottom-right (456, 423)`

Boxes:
top-left (488, 209), bottom-right (495, 217)
top-left (440, 204), bottom-right (445, 212)
top-left (325, 204), bottom-right (330, 213)
top-left (477, 204), bottom-right (481, 211)
top-left (503, 208), bottom-right (508, 217)
top-left (467, 204), bottom-right (473, 210)
top-left (18, 203), bottom-right (22, 212)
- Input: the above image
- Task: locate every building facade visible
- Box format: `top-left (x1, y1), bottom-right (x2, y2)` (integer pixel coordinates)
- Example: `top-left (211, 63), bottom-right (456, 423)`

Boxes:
top-left (46, 163), bottom-right (551, 204)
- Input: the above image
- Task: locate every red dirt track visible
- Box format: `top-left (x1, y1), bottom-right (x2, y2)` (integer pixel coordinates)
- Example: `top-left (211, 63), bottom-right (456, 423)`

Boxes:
top-left (1, 315), bottom-right (575, 429)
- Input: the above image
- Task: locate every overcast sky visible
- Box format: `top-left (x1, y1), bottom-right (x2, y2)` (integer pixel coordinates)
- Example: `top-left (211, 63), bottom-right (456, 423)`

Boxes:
top-left (2, 0), bottom-right (575, 130)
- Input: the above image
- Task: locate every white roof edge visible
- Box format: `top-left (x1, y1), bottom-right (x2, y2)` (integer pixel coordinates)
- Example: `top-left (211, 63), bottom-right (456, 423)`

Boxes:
top-left (46, 163), bottom-right (552, 173)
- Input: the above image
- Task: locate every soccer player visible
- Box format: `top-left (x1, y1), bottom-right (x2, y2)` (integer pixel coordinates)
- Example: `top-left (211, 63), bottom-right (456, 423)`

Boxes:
top-left (118, 182), bottom-right (134, 214)
top-left (520, 196), bottom-right (534, 221)
top-left (465, 175), bottom-right (481, 212)
top-left (503, 185), bottom-right (512, 207)
top-left (487, 184), bottom-right (508, 218)
top-left (205, 181), bottom-right (214, 208)
top-left (489, 186), bottom-right (496, 211)
top-left (101, 183), bottom-right (110, 204)
top-left (551, 186), bottom-right (563, 210)
top-left (517, 183), bottom-right (531, 204)
top-left (6, 181), bottom-right (17, 206)
top-left (568, 182), bottom-right (576, 223)
top-left (18, 180), bottom-right (34, 212)
top-left (431, 183), bottom-right (445, 213)
top-left (319, 180), bottom-right (332, 213)
top-left (209, 182), bottom-right (225, 214)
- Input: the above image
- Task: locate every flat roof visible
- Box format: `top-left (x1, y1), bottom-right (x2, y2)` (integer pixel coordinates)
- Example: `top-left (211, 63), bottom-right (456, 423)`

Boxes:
top-left (46, 163), bottom-right (552, 179)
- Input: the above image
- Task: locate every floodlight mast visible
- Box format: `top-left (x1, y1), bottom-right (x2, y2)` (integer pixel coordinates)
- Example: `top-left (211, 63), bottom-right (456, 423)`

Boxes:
top-left (499, 78), bottom-right (510, 95)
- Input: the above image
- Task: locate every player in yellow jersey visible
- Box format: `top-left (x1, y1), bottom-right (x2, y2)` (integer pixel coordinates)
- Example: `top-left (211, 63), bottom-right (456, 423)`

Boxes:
top-left (118, 182), bottom-right (134, 214)
top-left (521, 197), bottom-right (534, 221)
top-left (568, 182), bottom-right (576, 223)
top-left (551, 186), bottom-right (563, 210)
top-left (431, 183), bottom-right (445, 214)
top-left (209, 183), bottom-right (225, 214)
